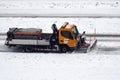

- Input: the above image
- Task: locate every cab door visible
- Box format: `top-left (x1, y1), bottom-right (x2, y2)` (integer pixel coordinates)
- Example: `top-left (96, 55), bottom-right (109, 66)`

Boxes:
top-left (59, 30), bottom-right (77, 48)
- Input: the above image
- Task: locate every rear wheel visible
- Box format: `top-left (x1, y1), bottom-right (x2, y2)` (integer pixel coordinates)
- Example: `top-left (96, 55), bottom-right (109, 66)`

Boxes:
top-left (23, 46), bottom-right (32, 52)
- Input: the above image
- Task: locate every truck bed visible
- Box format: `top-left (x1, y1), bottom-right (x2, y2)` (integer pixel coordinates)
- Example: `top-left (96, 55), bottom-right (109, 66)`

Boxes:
top-left (7, 28), bottom-right (53, 40)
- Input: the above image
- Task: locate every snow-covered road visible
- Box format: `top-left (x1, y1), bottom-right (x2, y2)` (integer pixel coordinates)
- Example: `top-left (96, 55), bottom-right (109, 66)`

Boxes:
top-left (0, 38), bottom-right (120, 54)
top-left (1, 36), bottom-right (120, 80)
top-left (1, 37), bottom-right (120, 80)
top-left (0, 36), bottom-right (120, 80)
top-left (0, 37), bottom-right (120, 80)
top-left (0, 49), bottom-right (120, 80)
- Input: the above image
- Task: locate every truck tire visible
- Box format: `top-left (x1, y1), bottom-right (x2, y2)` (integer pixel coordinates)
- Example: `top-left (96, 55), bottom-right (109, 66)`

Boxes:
top-left (60, 46), bottom-right (68, 53)
top-left (23, 47), bottom-right (31, 52)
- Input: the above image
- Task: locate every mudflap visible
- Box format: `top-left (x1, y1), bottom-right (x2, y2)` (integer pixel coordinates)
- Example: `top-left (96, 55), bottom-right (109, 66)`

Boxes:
top-left (75, 39), bottom-right (97, 53)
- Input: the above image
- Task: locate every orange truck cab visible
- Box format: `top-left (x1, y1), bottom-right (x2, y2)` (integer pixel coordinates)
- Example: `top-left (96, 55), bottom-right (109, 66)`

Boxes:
top-left (58, 22), bottom-right (80, 52)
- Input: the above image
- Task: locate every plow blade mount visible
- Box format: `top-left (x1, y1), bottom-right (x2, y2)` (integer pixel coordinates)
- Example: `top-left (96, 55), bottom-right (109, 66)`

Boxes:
top-left (75, 39), bottom-right (97, 53)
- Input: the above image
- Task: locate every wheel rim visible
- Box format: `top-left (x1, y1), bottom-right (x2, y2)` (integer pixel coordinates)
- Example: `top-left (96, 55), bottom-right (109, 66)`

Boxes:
top-left (62, 47), bottom-right (67, 52)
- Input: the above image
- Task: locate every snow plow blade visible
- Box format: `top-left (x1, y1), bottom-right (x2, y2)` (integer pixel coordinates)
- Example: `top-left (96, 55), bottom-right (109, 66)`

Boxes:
top-left (75, 39), bottom-right (97, 53)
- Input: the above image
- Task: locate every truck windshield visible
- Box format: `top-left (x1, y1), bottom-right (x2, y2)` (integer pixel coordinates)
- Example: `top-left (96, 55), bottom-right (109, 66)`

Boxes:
top-left (72, 26), bottom-right (79, 39)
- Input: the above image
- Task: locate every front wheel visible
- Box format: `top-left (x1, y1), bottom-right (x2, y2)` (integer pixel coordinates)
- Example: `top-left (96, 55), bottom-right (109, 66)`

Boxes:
top-left (60, 46), bottom-right (68, 53)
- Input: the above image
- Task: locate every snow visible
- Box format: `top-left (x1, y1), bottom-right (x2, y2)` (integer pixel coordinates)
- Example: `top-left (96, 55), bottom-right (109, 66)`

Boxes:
top-left (0, 9), bottom-right (120, 17)
top-left (0, 39), bottom-right (120, 80)
top-left (0, 0), bottom-right (120, 17)
top-left (0, 52), bottom-right (120, 80)
top-left (0, 18), bottom-right (120, 34)
top-left (0, 0), bottom-right (120, 9)
top-left (93, 41), bottom-right (120, 54)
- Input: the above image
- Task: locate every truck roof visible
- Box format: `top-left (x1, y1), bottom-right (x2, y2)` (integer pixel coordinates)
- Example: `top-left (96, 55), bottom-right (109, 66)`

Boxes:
top-left (65, 24), bottom-right (75, 29)
top-left (59, 22), bottom-right (75, 30)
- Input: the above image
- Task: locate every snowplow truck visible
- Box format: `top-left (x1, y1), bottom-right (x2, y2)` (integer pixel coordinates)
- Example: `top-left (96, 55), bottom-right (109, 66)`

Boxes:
top-left (5, 22), bottom-right (97, 53)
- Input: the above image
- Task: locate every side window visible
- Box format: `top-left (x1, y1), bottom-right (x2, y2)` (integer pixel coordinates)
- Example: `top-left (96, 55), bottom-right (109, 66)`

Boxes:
top-left (61, 31), bottom-right (73, 39)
